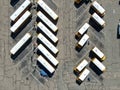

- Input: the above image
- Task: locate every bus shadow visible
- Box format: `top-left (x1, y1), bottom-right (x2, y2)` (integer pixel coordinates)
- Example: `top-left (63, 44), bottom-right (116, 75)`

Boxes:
top-left (73, 70), bottom-right (79, 77)
top-left (73, 68), bottom-right (85, 77)
top-left (117, 25), bottom-right (120, 39)
top-left (89, 51), bottom-right (103, 62)
top-left (89, 8), bottom-right (104, 18)
top-left (11, 37), bottom-right (32, 60)
top-left (75, 45), bottom-right (83, 52)
top-left (89, 18), bottom-right (103, 32)
top-left (74, 0), bottom-right (84, 8)
top-left (89, 50), bottom-right (96, 59)
top-left (75, 40), bottom-right (89, 52)
top-left (37, 60), bottom-right (54, 77)
top-left (76, 79), bottom-right (83, 85)
top-left (75, 31), bottom-right (88, 41)
top-left (75, 34), bottom-right (81, 41)
top-left (36, 50), bottom-right (58, 69)
top-left (10, 0), bottom-right (19, 6)
top-left (74, 0), bottom-right (90, 8)
top-left (84, 0), bottom-right (90, 5)
top-left (89, 62), bottom-right (103, 76)
top-left (10, 21), bottom-right (15, 26)
top-left (89, 7), bottom-right (95, 15)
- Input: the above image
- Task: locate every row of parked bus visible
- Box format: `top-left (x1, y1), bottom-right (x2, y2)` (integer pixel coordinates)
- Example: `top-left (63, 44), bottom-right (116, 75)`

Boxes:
top-left (75, 23), bottom-right (90, 48)
top-left (74, 1), bottom-right (106, 83)
top-left (10, 0), bottom-right (32, 55)
top-left (75, 1), bottom-right (106, 28)
top-left (10, 0), bottom-right (59, 76)
top-left (10, 0), bottom-right (59, 34)
top-left (36, 0), bottom-right (59, 76)
top-left (74, 46), bottom-right (106, 83)
top-left (91, 1), bottom-right (105, 28)
top-left (10, 33), bottom-right (32, 55)
top-left (74, 59), bottom-right (90, 83)
top-left (75, 0), bottom-right (105, 16)
top-left (75, 0), bottom-right (106, 49)
top-left (10, 0), bottom-right (32, 33)
top-left (10, 0), bottom-right (32, 22)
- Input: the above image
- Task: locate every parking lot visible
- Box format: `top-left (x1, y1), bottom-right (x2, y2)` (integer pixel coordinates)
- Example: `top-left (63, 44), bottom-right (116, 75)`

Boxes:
top-left (0, 0), bottom-right (120, 90)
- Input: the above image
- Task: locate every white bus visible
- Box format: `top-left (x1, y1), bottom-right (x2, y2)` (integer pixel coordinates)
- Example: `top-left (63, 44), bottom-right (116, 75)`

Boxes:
top-left (76, 23), bottom-right (90, 38)
top-left (37, 11), bottom-right (58, 32)
top-left (76, 68), bottom-right (90, 82)
top-left (91, 13), bottom-right (105, 27)
top-left (10, 33), bottom-right (31, 55)
top-left (92, 46), bottom-right (106, 61)
top-left (37, 44), bottom-right (59, 66)
top-left (37, 22), bottom-right (58, 43)
top-left (92, 58), bottom-right (106, 72)
top-left (74, 59), bottom-right (88, 73)
top-left (10, 0), bottom-right (31, 22)
top-left (37, 33), bottom-right (59, 55)
top-left (37, 55), bottom-right (55, 74)
top-left (37, 0), bottom-right (58, 20)
top-left (76, 34), bottom-right (89, 48)
top-left (10, 11), bottom-right (31, 33)
top-left (91, 1), bottom-right (105, 17)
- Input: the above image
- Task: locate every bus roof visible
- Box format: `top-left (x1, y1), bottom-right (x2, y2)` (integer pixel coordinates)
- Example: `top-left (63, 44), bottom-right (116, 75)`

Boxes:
top-left (76, 59), bottom-right (88, 72)
top-left (92, 1), bottom-right (105, 15)
top-left (37, 55), bottom-right (55, 74)
top-left (78, 34), bottom-right (89, 46)
top-left (92, 13), bottom-right (105, 26)
top-left (78, 68), bottom-right (90, 81)
top-left (78, 23), bottom-right (90, 35)
top-left (92, 46), bottom-right (104, 59)
top-left (92, 58), bottom-right (106, 71)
